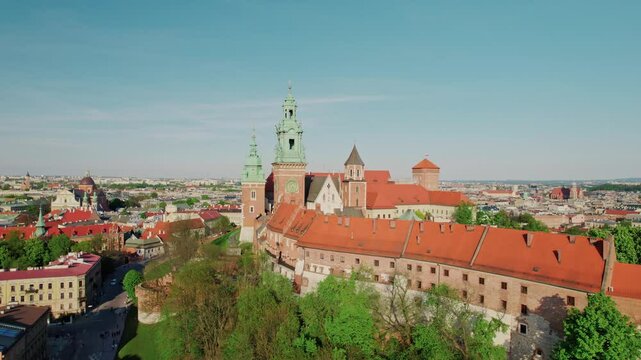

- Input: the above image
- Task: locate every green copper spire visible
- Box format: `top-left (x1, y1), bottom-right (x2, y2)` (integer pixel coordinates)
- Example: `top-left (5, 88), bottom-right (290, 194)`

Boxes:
top-left (82, 191), bottom-right (89, 207)
top-left (34, 206), bottom-right (46, 238)
top-left (92, 191), bottom-right (99, 210)
top-left (242, 129), bottom-right (265, 183)
top-left (274, 82), bottom-right (306, 163)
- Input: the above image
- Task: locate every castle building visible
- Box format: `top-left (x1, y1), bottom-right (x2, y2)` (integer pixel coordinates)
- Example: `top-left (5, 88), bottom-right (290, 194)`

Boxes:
top-left (239, 85), bottom-right (470, 242)
top-left (549, 183), bottom-right (583, 201)
top-left (243, 84), bottom-right (641, 358)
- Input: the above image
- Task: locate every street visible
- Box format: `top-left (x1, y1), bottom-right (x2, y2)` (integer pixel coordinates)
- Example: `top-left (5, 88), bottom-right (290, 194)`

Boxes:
top-left (48, 262), bottom-right (143, 360)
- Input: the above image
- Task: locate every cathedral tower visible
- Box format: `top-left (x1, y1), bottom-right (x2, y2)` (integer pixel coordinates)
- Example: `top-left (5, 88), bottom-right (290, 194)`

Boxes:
top-left (240, 130), bottom-right (266, 243)
top-left (272, 83), bottom-right (306, 207)
top-left (342, 145), bottom-right (367, 210)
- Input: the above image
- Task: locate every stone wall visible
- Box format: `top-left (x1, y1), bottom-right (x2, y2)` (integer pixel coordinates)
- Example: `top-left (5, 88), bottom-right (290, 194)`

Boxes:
top-left (135, 273), bottom-right (173, 324)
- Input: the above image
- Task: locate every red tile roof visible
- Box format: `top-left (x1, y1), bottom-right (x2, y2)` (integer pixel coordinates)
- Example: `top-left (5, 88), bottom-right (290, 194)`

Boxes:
top-left (412, 158), bottom-right (440, 170)
top-left (366, 183), bottom-right (470, 209)
top-left (0, 253), bottom-right (100, 281)
top-left (605, 209), bottom-right (638, 216)
top-left (404, 222), bottom-right (485, 268)
top-left (58, 223), bottom-right (120, 238)
top-left (298, 215), bottom-right (409, 258)
top-left (610, 262), bottom-right (641, 299)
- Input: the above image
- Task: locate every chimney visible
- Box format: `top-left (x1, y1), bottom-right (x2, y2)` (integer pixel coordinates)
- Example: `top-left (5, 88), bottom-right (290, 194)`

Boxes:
top-left (526, 233), bottom-right (534, 247)
top-left (465, 225), bottom-right (475, 232)
top-left (350, 232), bottom-right (354, 240)
top-left (603, 235), bottom-right (614, 261)
top-left (439, 223), bottom-right (446, 233)
top-left (345, 217), bottom-right (350, 227)
top-left (419, 222), bottom-right (424, 232)
top-left (554, 249), bottom-right (562, 263)
top-left (338, 217), bottom-right (343, 225)
top-left (324, 215), bottom-right (329, 223)
top-left (416, 235), bottom-right (421, 244)
top-left (569, 235), bottom-right (576, 244)
top-left (390, 220), bottom-right (396, 229)
top-left (315, 203), bottom-right (321, 211)
top-left (372, 219), bottom-right (377, 234)
top-left (449, 224), bottom-right (454, 233)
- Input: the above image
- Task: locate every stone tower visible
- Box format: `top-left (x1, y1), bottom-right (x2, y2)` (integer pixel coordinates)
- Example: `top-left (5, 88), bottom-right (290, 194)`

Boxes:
top-left (272, 83), bottom-right (306, 207)
top-left (21, 171), bottom-right (31, 191)
top-left (412, 156), bottom-right (440, 191)
top-left (342, 145), bottom-right (367, 210)
top-left (240, 129), bottom-right (266, 243)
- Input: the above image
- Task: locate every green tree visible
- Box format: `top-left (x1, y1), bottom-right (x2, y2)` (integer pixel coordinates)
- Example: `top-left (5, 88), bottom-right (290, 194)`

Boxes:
top-left (454, 203), bottom-right (475, 225)
top-left (24, 238), bottom-right (49, 267)
top-left (71, 240), bottom-right (93, 253)
top-left (0, 245), bottom-right (11, 269)
top-left (48, 234), bottom-right (72, 259)
top-left (90, 234), bottom-right (104, 253)
top-left (109, 198), bottom-right (126, 210)
top-left (122, 269), bottom-right (143, 303)
top-left (553, 292), bottom-right (641, 360)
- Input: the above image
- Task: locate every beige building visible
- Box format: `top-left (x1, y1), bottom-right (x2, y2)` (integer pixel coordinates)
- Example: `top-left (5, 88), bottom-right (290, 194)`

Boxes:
top-left (0, 253), bottom-right (101, 318)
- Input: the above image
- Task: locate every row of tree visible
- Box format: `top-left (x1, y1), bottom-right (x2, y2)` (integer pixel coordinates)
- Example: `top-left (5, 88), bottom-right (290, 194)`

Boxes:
top-left (0, 232), bottom-right (101, 269)
top-left (453, 204), bottom-right (549, 232)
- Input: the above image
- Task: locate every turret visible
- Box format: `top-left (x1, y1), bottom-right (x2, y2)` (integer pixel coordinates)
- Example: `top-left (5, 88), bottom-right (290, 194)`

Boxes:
top-left (240, 129), bottom-right (266, 243)
top-left (412, 155), bottom-right (440, 191)
top-left (342, 145), bottom-right (367, 209)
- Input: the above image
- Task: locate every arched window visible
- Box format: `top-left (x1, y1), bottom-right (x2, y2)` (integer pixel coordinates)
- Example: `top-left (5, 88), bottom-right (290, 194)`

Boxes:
top-left (357, 169), bottom-right (360, 178)
top-left (350, 169), bottom-right (353, 177)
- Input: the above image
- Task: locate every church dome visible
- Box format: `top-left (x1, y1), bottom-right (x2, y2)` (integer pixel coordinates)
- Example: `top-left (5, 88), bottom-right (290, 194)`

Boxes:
top-left (79, 176), bottom-right (95, 186)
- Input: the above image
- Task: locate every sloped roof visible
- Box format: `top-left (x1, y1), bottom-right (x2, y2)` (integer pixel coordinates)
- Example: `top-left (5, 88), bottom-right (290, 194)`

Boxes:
top-left (306, 175), bottom-right (340, 203)
top-left (344, 145), bottom-right (365, 166)
top-left (366, 183), bottom-right (470, 209)
top-left (412, 158), bottom-right (440, 170)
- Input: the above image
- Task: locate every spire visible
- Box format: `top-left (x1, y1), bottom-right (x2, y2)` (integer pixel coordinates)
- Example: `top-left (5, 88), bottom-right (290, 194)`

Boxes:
top-left (82, 191), bottom-right (89, 207)
top-left (275, 83), bottom-right (306, 163)
top-left (242, 130), bottom-right (265, 183)
top-left (344, 145), bottom-right (365, 166)
top-left (34, 206), bottom-right (46, 238)
top-left (92, 191), bottom-right (99, 210)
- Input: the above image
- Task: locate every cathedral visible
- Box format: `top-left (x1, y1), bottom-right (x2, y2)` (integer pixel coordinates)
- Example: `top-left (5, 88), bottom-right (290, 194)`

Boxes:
top-left (51, 171), bottom-right (109, 211)
top-left (240, 85), bottom-right (470, 242)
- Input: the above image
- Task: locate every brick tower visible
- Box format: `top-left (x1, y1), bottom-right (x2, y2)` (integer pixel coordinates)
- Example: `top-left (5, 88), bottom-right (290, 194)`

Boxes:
top-left (272, 83), bottom-right (306, 207)
top-left (342, 145), bottom-right (367, 210)
top-left (412, 156), bottom-right (440, 191)
top-left (240, 129), bottom-right (266, 243)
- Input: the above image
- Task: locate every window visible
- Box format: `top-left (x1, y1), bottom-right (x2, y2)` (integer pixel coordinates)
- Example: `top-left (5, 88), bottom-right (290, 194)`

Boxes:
top-left (430, 267), bottom-right (436, 274)
top-left (340, 256), bottom-right (345, 263)
top-left (320, 253), bottom-right (324, 260)
top-left (10, 286), bottom-right (14, 292)
top-left (390, 261), bottom-right (395, 269)
top-left (60, 282), bottom-right (64, 289)
top-left (521, 304), bottom-right (528, 315)
top-left (20, 296), bottom-right (24, 302)
top-left (479, 295), bottom-right (485, 304)
top-left (462, 290), bottom-right (468, 299)
top-left (357, 169), bottom-right (360, 178)
top-left (521, 286), bottom-right (528, 294)
top-left (20, 285), bottom-right (24, 291)
top-left (374, 275), bottom-right (380, 282)
top-left (60, 304), bottom-right (63, 310)
top-left (519, 323), bottom-right (528, 335)
top-left (10, 296), bottom-right (15, 302)
top-left (61, 293), bottom-right (64, 299)
top-left (443, 269), bottom-right (449, 277)
top-left (39, 294), bottom-right (43, 301)
top-left (251, 190), bottom-right (256, 200)
top-left (431, 283), bottom-right (436, 289)
top-left (330, 255), bottom-right (334, 262)
top-left (407, 264), bottom-right (412, 271)
top-left (417, 281), bottom-right (422, 289)
top-left (567, 296), bottom-right (575, 306)
top-left (479, 277), bottom-right (485, 285)
top-left (48, 294), bottom-right (52, 300)
top-left (374, 260), bottom-right (380, 267)
top-left (39, 284), bottom-right (43, 290)
top-left (501, 282), bottom-right (507, 290)
top-left (463, 274), bottom-right (468, 281)
top-left (29, 295), bottom-right (33, 302)
top-left (48, 283), bottom-right (52, 290)
top-left (69, 281), bottom-right (73, 288)
top-left (407, 280), bottom-right (412, 288)
top-left (69, 292), bottom-right (73, 299)
top-left (69, 303), bottom-right (73, 309)
top-left (350, 169), bottom-right (353, 177)
top-left (417, 265), bottom-right (422, 272)
top-left (79, 280), bottom-right (83, 287)
top-left (249, 206), bottom-right (254, 214)
top-left (289, 138), bottom-right (295, 150)
top-left (501, 300), bottom-right (507, 310)
top-left (355, 258), bottom-right (360, 265)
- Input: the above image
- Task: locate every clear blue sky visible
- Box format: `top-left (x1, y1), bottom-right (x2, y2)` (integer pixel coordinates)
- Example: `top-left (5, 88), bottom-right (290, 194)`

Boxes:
top-left (1, 1), bottom-right (640, 180)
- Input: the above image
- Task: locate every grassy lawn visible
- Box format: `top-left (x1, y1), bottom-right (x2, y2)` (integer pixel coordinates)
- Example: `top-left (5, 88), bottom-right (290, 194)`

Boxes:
top-left (117, 306), bottom-right (163, 360)
top-left (212, 228), bottom-right (239, 248)
top-left (143, 258), bottom-right (174, 281)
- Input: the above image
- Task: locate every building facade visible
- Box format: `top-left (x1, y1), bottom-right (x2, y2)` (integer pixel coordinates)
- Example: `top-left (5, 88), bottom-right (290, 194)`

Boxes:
top-left (0, 305), bottom-right (49, 360)
top-left (0, 253), bottom-right (101, 318)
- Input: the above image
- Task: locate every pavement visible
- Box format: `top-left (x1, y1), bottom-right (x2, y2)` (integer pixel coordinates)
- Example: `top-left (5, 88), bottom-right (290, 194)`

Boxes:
top-left (48, 262), bottom-right (144, 360)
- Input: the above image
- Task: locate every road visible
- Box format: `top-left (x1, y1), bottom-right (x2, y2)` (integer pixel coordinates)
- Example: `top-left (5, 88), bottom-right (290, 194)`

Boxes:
top-left (48, 262), bottom-right (143, 360)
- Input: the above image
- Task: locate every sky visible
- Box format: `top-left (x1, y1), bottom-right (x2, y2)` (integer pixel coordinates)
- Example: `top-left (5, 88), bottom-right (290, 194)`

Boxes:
top-left (1, 1), bottom-right (640, 181)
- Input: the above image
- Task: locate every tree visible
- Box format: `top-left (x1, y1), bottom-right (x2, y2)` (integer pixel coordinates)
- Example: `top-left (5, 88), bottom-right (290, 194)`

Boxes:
top-left (90, 234), bottom-right (104, 253)
top-left (454, 203), bottom-right (475, 225)
top-left (24, 238), bottom-right (49, 267)
top-left (109, 198), bottom-right (126, 210)
top-left (122, 269), bottom-right (143, 303)
top-left (553, 292), bottom-right (641, 359)
top-left (71, 240), bottom-right (93, 253)
top-left (48, 234), bottom-right (72, 259)
top-left (0, 245), bottom-right (11, 269)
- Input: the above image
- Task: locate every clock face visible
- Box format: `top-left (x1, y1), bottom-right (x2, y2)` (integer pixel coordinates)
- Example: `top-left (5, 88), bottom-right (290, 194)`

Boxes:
top-left (286, 179), bottom-right (299, 193)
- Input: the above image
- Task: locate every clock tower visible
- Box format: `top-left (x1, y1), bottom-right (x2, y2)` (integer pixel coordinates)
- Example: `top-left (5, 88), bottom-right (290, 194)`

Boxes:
top-left (272, 83), bottom-right (306, 207)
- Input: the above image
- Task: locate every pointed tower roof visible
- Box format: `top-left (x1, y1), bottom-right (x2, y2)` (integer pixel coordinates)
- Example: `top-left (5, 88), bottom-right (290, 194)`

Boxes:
top-left (344, 145), bottom-right (365, 166)
top-left (274, 82), bottom-right (306, 164)
top-left (34, 206), bottom-right (46, 237)
top-left (242, 129), bottom-right (265, 183)
top-left (412, 158), bottom-right (440, 170)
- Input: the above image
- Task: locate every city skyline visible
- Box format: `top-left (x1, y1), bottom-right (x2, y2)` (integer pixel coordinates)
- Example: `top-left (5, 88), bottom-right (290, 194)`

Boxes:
top-left (1, 1), bottom-right (640, 180)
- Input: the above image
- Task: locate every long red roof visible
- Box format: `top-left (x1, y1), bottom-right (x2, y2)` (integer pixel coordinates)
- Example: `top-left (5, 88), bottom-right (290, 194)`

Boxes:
top-left (0, 253), bottom-right (100, 281)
